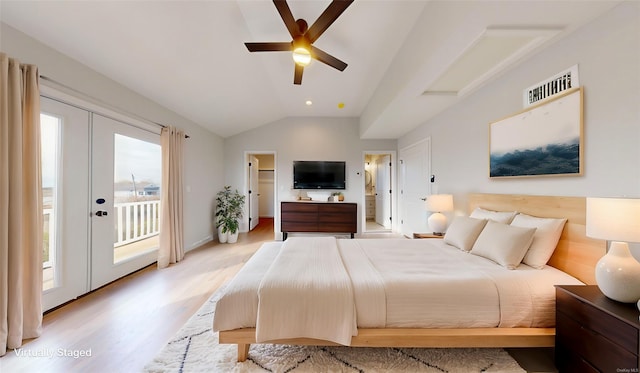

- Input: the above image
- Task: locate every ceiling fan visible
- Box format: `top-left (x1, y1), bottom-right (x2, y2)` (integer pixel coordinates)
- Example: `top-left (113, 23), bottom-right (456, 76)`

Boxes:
top-left (245, 0), bottom-right (354, 85)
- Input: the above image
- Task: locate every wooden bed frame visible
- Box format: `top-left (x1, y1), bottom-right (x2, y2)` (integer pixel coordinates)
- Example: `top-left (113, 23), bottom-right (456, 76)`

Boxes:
top-left (219, 193), bottom-right (605, 362)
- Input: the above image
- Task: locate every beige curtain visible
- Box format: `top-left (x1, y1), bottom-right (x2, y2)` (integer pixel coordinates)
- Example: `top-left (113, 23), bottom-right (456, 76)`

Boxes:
top-left (0, 53), bottom-right (43, 356)
top-left (158, 126), bottom-right (184, 269)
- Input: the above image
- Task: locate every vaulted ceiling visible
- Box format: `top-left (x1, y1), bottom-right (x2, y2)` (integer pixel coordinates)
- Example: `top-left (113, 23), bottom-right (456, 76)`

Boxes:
top-left (0, 1), bottom-right (620, 138)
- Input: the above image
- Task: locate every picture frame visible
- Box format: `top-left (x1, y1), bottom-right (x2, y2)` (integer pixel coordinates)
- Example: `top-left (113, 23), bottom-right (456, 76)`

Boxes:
top-left (489, 87), bottom-right (583, 178)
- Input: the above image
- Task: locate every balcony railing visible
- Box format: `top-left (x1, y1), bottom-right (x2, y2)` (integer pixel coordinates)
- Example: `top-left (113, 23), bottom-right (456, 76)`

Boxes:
top-left (114, 200), bottom-right (161, 247)
top-left (42, 200), bottom-right (160, 265)
top-left (43, 208), bottom-right (54, 269)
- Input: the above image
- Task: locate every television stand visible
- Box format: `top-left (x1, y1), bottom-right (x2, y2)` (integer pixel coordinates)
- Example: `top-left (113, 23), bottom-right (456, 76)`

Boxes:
top-left (281, 201), bottom-right (357, 239)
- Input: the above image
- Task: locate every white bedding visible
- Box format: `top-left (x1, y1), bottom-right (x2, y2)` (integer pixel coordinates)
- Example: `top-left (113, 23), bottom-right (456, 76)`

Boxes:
top-left (213, 237), bottom-right (583, 345)
top-left (255, 237), bottom-right (356, 345)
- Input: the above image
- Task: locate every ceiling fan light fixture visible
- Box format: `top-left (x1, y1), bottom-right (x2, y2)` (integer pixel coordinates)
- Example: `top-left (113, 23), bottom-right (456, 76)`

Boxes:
top-left (292, 47), bottom-right (311, 66)
top-left (245, 0), bottom-right (353, 84)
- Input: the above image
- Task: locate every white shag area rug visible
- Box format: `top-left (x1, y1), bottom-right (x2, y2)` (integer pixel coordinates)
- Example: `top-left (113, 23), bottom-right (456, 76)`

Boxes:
top-left (144, 288), bottom-right (526, 373)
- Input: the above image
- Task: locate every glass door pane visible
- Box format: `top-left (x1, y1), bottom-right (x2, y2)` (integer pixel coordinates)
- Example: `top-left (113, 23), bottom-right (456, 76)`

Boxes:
top-left (113, 134), bottom-right (161, 264)
top-left (41, 114), bottom-right (60, 291)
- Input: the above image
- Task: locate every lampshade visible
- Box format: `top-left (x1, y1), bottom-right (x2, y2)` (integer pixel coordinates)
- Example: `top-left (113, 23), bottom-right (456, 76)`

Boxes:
top-left (425, 194), bottom-right (453, 236)
top-left (425, 194), bottom-right (454, 213)
top-left (586, 197), bottom-right (640, 303)
top-left (586, 197), bottom-right (640, 243)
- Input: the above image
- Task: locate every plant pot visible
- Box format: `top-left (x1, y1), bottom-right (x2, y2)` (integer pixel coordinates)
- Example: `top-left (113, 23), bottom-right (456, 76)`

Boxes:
top-left (217, 226), bottom-right (228, 243)
top-left (228, 231), bottom-right (239, 244)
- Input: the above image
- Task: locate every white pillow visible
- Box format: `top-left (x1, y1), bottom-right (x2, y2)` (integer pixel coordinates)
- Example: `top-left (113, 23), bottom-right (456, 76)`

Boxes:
top-left (469, 207), bottom-right (518, 224)
top-left (470, 220), bottom-right (536, 269)
top-left (511, 213), bottom-right (567, 269)
top-left (443, 216), bottom-right (488, 252)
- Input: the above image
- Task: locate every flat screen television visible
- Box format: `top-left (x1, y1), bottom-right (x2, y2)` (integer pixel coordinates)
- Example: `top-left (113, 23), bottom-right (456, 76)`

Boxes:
top-left (293, 161), bottom-right (346, 190)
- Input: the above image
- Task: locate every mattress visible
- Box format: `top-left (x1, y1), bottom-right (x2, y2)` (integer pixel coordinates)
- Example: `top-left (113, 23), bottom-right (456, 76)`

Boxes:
top-left (213, 237), bottom-right (583, 343)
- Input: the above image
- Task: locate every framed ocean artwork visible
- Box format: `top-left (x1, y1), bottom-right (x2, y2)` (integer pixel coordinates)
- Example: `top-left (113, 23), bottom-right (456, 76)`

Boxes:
top-left (489, 87), bottom-right (583, 178)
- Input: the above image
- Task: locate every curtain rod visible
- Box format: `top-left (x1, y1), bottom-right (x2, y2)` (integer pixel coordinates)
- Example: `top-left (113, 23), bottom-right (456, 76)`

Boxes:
top-left (39, 75), bottom-right (189, 138)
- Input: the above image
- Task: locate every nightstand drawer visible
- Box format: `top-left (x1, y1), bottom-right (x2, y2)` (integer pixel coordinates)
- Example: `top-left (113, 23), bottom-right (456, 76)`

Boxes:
top-left (556, 312), bottom-right (637, 371)
top-left (555, 343), bottom-right (599, 373)
top-left (557, 289), bottom-right (638, 355)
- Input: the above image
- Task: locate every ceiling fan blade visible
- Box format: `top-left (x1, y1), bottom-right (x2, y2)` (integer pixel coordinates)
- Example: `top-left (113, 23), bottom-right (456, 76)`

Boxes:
top-left (273, 0), bottom-right (300, 37)
top-left (294, 64), bottom-right (303, 85)
top-left (245, 42), bottom-right (292, 52)
top-left (306, 0), bottom-right (354, 43)
top-left (311, 46), bottom-right (347, 71)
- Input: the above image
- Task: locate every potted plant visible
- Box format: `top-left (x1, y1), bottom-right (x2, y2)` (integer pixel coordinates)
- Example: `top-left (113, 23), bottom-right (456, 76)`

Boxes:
top-left (215, 186), bottom-right (245, 243)
top-left (331, 192), bottom-right (345, 202)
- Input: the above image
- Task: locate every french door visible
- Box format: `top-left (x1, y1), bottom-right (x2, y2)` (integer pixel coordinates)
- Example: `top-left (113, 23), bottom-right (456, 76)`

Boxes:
top-left (40, 97), bottom-right (90, 310)
top-left (91, 114), bottom-right (160, 289)
top-left (41, 96), bottom-right (161, 311)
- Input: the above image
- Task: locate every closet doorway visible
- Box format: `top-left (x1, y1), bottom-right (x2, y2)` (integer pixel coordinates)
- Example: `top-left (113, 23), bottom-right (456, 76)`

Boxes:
top-left (245, 152), bottom-right (276, 233)
top-left (363, 152), bottom-right (395, 233)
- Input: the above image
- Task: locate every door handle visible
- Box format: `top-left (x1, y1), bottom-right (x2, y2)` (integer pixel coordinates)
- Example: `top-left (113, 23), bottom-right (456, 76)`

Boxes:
top-left (95, 211), bottom-right (108, 217)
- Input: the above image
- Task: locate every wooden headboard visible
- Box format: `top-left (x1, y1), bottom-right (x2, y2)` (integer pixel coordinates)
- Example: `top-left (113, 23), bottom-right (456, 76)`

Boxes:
top-left (468, 193), bottom-right (605, 285)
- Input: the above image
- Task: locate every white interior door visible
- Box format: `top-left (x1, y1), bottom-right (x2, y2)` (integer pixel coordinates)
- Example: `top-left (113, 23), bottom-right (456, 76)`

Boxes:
top-left (399, 139), bottom-right (431, 237)
top-left (249, 156), bottom-right (259, 231)
top-left (91, 114), bottom-right (161, 290)
top-left (375, 155), bottom-right (392, 229)
top-left (41, 97), bottom-right (90, 311)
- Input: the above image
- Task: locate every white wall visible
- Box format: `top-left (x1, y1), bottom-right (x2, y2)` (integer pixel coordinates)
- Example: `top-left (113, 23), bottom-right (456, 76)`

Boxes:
top-left (1, 23), bottom-right (225, 251)
top-left (399, 1), bottom-right (640, 214)
top-left (224, 117), bottom-right (397, 237)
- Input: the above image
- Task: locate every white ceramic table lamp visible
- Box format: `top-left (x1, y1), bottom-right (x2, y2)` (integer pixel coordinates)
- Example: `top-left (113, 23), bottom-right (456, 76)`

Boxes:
top-left (586, 197), bottom-right (640, 303)
top-left (425, 194), bottom-right (453, 236)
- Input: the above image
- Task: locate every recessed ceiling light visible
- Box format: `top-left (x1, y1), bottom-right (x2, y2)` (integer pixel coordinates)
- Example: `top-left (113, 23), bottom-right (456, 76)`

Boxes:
top-left (337, 102), bottom-right (345, 109)
top-left (305, 100), bottom-right (313, 106)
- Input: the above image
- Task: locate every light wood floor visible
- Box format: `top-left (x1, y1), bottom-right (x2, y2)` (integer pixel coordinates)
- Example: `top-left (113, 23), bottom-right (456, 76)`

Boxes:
top-left (1, 218), bottom-right (274, 373)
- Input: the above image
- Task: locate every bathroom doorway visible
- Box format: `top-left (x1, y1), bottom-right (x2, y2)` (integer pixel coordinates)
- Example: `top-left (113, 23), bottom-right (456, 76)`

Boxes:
top-left (363, 152), bottom-right (395, 233)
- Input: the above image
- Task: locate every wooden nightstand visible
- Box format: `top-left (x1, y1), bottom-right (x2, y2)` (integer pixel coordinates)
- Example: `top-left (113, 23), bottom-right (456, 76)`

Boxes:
top-left (555, 285), bottom-right (640, 372)
top-left (412, 233), bottom-right (444, 239)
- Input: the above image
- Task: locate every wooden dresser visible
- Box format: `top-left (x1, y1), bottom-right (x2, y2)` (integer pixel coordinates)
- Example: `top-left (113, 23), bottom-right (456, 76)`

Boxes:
top-left (281, 201), bottom-right (357, 239)
top-left (555, 285), bottom-right (640, 372)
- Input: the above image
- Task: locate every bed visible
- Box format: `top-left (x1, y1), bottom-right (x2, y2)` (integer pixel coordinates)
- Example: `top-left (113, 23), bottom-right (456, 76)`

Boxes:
top-left (214, 193), bottom-right (605, 362)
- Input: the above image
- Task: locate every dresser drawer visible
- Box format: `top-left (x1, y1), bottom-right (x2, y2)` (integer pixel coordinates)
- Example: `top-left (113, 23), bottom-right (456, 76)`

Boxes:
top-left (557, 288), bottom-right (639, 355)
top-left (281, 202), bottom-right (318, 213)
top-left (319, 203), bottom-right (357, 214)
top-left (556, 312), bottom-right (637, 371)
top-left (317, 222), bottom-right (356, 233)
top-left (319, 212), bottom-right (355, 224)
top-left (281, 221), bottom-right (318, 232)
top-left (282, 211), bottom-right (317, 222)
